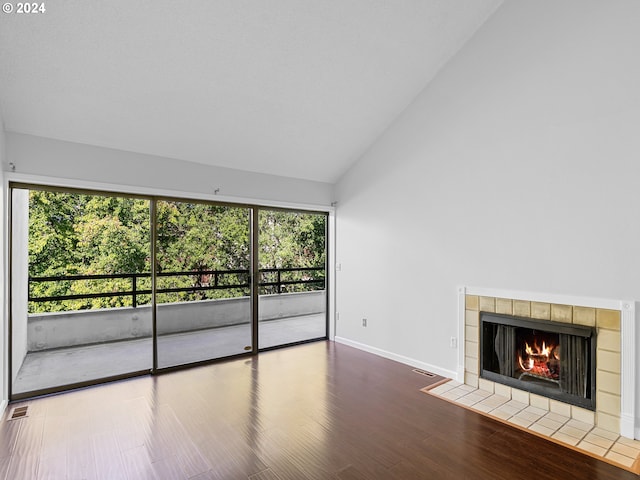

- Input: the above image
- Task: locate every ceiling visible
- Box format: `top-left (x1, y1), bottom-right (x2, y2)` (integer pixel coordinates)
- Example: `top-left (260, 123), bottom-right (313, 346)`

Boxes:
top-left (0, 0), bottom-right (502, 183)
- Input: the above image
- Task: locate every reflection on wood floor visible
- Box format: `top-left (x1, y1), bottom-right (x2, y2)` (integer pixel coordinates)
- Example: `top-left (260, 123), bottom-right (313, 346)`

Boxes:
top-left (1, 341), bottom-right (636, 479)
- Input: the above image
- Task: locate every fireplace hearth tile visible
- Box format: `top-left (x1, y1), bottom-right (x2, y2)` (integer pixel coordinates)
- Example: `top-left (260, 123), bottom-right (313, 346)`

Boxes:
top-left (515, 408), bottom-right (544, 423)
top-left (477, 393), bottom-right (509, 409)
top-left (590, 427), bottom-right (619, 441)
top-left (570, 406), bottom-right (595, 426)
top-left (552, 431), bottom-right (581, 446)
top-left (584, 432), bottom-right (616, 449)
top-left (456, 392), bottom-right (486, 406)
top-left (610, 441), bottom-right (640, 459)
top-left (617, 436), bottom-right (640, 449)
top-left (478, 378), bottom-right (494, 393)
top-left (491, 408), bottom-right (513, 420)
top-left (429, 383), bottom-right (456, 395)
top-left (504, 399), bottom-right (527, 411)
top-left (493, 402), bottom-right (525, 418)
top-left (536, 415), bottom-right (566, 431)
top-left (544, 411), bottom-right (570, 424)
top-left (421, 382), bottom-right (640, 474)
top-left (605, 451), bottom-right (635, 468)
top-left (511, 388), bottom-right (529, 405)
top-left (471, 402), bottom-right (495, 414)
top-left (578, 440), bottom-right (608, 457)
top-left (529, 422), bottom-right (555, 436)
top-left (566, 419), bottom-right (593, 432)
top-left (508, 416), bottom-right (533, 428)
top-left (558, 424), bottom-right (589, 441)
top-left (493, 383), bottom-right (511, 399)
top-left (529, 393), bottom-right (549, 410)
top-left (549, 399), bottom-right (571, 417)
top-left (441, 389), bottom-right (468, 401)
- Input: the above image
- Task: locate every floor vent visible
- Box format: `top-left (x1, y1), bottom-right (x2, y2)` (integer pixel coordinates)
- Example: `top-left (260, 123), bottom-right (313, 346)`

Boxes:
top-left (8, 406), bottom-right (28, 421)
top-left (412, 368), bottom-right (437, 378)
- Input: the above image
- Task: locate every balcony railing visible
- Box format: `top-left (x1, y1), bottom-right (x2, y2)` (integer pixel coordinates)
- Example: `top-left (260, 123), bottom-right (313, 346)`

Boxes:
top-left (29, 267), bottom-right (325, 309)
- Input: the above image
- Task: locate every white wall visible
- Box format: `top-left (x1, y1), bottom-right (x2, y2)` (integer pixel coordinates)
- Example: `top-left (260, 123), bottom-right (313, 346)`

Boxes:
top-left (10, 190), bottom-right (28, 382)
top-left (335, 0), bottom-right (640, 393)
top-left (6, 132), bottom-right (333, 207)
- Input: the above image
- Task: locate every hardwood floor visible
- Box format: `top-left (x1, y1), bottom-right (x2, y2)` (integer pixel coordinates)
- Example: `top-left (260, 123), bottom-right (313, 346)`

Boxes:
top-left (0, 341), bottom-right (636, 479)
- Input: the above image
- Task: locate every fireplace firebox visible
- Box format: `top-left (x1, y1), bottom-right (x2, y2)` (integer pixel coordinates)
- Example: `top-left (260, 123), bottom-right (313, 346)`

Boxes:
top-left (480, 312), bottom-right (596, 410)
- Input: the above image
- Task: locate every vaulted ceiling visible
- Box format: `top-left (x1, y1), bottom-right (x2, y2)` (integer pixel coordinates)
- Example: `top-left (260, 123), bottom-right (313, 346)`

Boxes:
top-left (0, 0), bottom-right (502, 183)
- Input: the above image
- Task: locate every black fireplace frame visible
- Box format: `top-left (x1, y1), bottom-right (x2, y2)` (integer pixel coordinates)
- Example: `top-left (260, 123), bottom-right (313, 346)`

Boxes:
top-left (480, 312), bottom-right (597, 410)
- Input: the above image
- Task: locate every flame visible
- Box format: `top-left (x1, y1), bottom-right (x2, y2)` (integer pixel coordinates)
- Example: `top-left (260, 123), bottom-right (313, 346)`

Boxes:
top-left (517, 340), bottom-right (559, 379)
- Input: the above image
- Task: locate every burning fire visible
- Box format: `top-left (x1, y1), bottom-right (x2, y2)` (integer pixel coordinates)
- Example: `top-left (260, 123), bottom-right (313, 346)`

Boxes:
top-left (517, 340), bottom-right (559, 379)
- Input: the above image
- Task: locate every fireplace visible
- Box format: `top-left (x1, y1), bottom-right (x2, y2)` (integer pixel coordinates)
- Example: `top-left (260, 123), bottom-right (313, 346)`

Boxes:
top-left (480, 312), bottom-right (596, 410)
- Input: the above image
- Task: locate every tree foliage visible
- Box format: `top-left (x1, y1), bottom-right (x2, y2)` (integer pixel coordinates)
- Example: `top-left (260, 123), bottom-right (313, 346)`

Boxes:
top-left (27, 190), bottom-right (326, 312)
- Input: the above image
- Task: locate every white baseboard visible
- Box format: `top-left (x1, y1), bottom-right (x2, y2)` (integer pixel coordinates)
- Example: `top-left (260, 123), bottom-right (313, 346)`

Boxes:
top-left (0, 399), bottom-right (7, 418)
top-left (334, 336), bottom-right (458, 380)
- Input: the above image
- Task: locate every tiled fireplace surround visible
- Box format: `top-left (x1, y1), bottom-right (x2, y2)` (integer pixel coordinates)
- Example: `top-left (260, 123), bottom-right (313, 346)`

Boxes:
top-left (457, 287), bottom-right (637, 440)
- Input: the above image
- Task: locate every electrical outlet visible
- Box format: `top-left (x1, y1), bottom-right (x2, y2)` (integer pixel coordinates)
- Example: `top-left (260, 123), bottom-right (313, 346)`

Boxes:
top-left (362, 318), bottom-right (367, 327)
top-left (450, 337), bottom-right (457, 348)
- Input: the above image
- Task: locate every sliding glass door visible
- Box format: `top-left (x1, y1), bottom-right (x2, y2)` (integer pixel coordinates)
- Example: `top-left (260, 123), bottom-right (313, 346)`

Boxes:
top-left (11, 187), bottom-right (152, 397)
top-left (10, 184), bottom-right (328, 398)
top-left (154, 200), bottom-right (252, 368)
top-left (258, 209), bottom-right (327, 350)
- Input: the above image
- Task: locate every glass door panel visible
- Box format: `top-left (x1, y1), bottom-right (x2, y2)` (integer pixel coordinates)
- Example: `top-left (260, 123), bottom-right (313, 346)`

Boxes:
top-left (11, 187), bottom-right (152, 397)
top-left (258, 210), bottom-right (327, 349)
top-left (155, 200), bottom-right (252, 368)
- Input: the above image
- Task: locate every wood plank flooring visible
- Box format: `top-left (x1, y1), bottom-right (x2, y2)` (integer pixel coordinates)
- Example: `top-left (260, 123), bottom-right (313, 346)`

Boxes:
top-left (0, 341), bottom-right (637, 479)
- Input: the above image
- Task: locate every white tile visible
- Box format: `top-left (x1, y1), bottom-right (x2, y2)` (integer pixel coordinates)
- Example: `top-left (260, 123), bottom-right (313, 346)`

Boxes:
top-left (491, 409), bottom-right (513, 420)
top-left (430, 383), bottom-right (455, 395)
top-left (528, 423), bottom-right (555, 437)
top-left (515, 410), bottom-right (544, 423)
top-left (441, 389), bottom-right (467, 400)
top-left (536, 416), bottom-right (564, 432)
top-left (552, 431), bottom-right (580, 446)
top-left (605, 451), bottom-right (635, 468)
top-left (457, 393), bottom-right (482, 406)
top-left (571, 406), bottom-right (595, 426)
top-left (508, 416), bottom-right (532, 428)
top-left (544, 412), bottom-right (570, 424)
top-left (494, 383), bottom-right (511, 399)
top-left (511, 388), bottom-right (529, 405)
top-left (529, 393), bottom-right (549, 411)
top-left (617, 436), bottom-right (640, 449)
top-left (493, 404), bottom-right (522, 417)
top-left (566, 419), bottom-right (593, 432)
top-left (471, 402), bottom-right (495, 414)
top-left (590, 427), bottom-right (619, 441)
top-left (583, 432), bottom-right (615, 449)
top-left (549, 399), bottom-right (571, 417)
top-left (523, 406), bottom-right (547, 417)
top-left (478, 378), bottom-right (494, 393)
top-left (578, 440), bottom-right (607, 457)
top-left (504, 400), bottom-right (527, 412)
top-left (478, 394), bottom-right (509, 410)
top-left (558, 425), bottom-right (588, 440)
top-left (611, 442), bottom-right (640, 459)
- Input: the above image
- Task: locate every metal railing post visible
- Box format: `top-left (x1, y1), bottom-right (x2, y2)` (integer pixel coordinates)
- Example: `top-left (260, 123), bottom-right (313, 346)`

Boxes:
top-left (132, 274), bottom-right (137, 308)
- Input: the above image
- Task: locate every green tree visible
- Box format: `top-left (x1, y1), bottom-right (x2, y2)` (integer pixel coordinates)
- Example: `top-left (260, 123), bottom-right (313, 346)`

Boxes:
top-left (27, 191), bottom-right (327, 312)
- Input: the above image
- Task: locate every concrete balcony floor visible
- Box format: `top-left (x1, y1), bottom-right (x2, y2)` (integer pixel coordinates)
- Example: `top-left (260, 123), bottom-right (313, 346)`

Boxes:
top-left (13, 314), bottom-right (326, 395)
